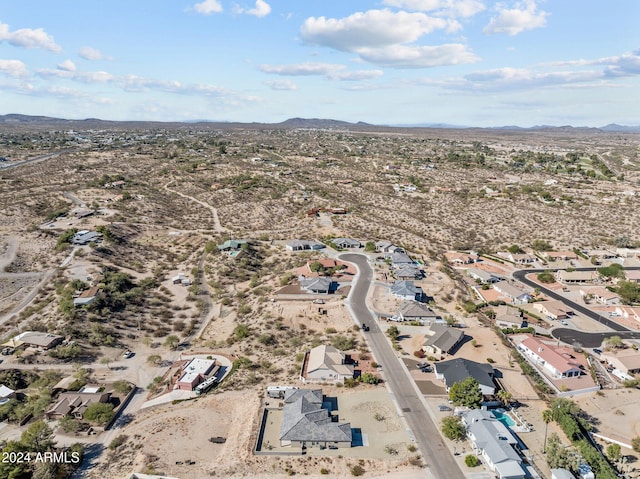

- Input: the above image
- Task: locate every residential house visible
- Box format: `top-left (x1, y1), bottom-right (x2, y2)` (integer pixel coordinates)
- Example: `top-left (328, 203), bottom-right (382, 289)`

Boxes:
top-left (279, 389), bottom-right (352, 449)
top-left (506, 253), bottom-right (536, 264)
top-left (614, 306), bottom-right (640, 323)
top-left (581, 286), bottom-right (620, 305)
top-left (422, 324), bottom-right (464, 358)
top-left (46, 387), bottom-right (111, 419)
top-left (331, 238), bottom-right (361, 249)
top-left (468, 268), bottom-right (501, 284)
top-left (393, 264), bottom-right (423, 280)
top-left (533, 300), bottom-right (573, 320)
top-left (375, 241), bottom-right (402, 253)
top-left (302, 345), bottom-right (354, 383)
top-left (434, 358), bottom-right (495, 395)
top-left (0, 384), bottom-right (16, 404)
top-left (5, 331), bottom-right (63, 350)
top-left (601, 349), bottom-right (640, 376)
top-left (390, 251), bottom-right (414, 266)
top-left (217, 239), bottom-right (248, 251)
top-left (73, 286), bottom-right (100, 307)
top-left (543, 251), bottom-right (578, 261)
top-left (172, 273), bottom-right (192, 286)
top-left (70, 230), bottom-right (102, 246)
top-left (444, 252), bottom-right (478, 265)
top-left (176, 358), bottom-right (219, 391)
top-left (494, 305), bottom-right (526, 328)
top-left (286, 239), bottom-right (325, 251)
top-left (551, 469), bottom-right (576, 479)
top-left (397, 301), bottom-right (439, 324)
top-left (297, 259), bottom-right (355, 278)
top-left (389, 280), bottom-right (424, 301)
top-left (555, 270), bottom-right (597, 284)
top-left (517, 336), bottom-right (583, 379)
top-left (625, 270), bottom-right (640, 283)
top-left (300, 277), bottom-right (334, 294)
top-left (461, 409), bottom-right (526, 479)
top-left (588, 249), bottom-right (617, 261)
top-left (493, 281), bottom-right (533, 304)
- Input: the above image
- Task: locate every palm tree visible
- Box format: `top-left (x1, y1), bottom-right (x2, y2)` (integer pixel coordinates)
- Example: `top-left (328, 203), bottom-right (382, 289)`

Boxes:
top-left (542, 409), bottom-right (553, 453)
top-left (497, 390), bottom-right (512, 406)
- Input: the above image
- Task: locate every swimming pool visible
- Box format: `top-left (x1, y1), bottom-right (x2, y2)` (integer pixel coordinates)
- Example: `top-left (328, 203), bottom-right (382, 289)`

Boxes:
top-left (492, 409), bottom-right (516, 427)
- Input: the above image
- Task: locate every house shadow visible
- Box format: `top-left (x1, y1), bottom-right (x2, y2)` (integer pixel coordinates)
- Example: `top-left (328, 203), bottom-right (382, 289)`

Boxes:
top-left (323, 396), bottom-right (338, 412)
top-left (351, 428), bottom-right (363, 447)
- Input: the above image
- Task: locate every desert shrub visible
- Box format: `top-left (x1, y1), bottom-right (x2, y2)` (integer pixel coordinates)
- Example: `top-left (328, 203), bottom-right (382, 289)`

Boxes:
top-left (109, 434), bottom-right (128, 450)
top-left (350, 465), bottom-right (365, 476)
top-left (465, 455), bottom-right (479, 467)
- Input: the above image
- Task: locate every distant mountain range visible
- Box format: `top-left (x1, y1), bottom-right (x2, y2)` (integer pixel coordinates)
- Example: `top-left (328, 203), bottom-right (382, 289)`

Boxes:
top-left (0, 113), bottom-right (638, 133)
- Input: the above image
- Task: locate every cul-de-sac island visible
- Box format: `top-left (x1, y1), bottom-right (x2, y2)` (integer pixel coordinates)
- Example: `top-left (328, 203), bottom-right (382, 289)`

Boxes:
top-left (1, 116), bottom-right (640, 479)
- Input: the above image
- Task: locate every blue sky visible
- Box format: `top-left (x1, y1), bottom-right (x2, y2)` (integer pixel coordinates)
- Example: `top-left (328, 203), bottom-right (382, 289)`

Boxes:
top-left (0, 1), bottom-right (638, 126)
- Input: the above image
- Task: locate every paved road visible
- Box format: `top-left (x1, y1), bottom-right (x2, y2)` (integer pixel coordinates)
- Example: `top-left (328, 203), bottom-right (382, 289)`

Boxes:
top-left (512, 268), bottom-right (640, 332)
top-left (512, 267), bottom-right (640, 347)
top-left (0, 151), bottom-right (70, 170)
top-left (340, 253), bottom-right (463, 479)
top-left (550, 328), bottom-right (640, 348)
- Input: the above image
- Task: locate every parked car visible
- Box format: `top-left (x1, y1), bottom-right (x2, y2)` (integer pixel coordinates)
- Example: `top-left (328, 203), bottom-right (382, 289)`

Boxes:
top-left (123, 350), bottom-right (134, 359)
top-left (312, 299), bottom-right (325, 304)
top-left (416, 362), bottom-right (429, 369)
top-left (438, 405), bottom-right (452, 412)
top-left (593, 348), bottom-right (602, 355)
top-left (361, 323), bottom-right (370, 332)
top-left (421, 366), bottom-right (433, 373)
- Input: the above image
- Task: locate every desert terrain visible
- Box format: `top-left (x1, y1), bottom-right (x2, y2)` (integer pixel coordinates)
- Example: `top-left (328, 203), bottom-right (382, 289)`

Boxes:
top-left (1, 118), bottom-right (640, 478)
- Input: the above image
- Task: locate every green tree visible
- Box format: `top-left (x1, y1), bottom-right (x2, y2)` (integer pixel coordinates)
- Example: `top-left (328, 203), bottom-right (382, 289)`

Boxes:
top-left (386, 325), bottom-right (399, 341)
top-left (83, 403), bottom-right (115, 425)
top-left (616, 280), bottom-right (640, 304)
top-left (507, 244), bottom-right (524, 254)
top-left (497, 390), bottom-right (512, 405)
top-left (604, 335), bottom-right (624, 350)
top-left (113, 380), bottom-right (133, 395)
top-left (537, 272), bottom-right (555, 284)
top-left (359, 372), bottom-right (380, 385)
top-left (606, 443), bottom-right (621, 462)
top-left (364, 241), bottom-right (376, 252)
top-left (234, 324), bottom-right (250, 339)
top-left (21, 420), bottom-right (55, 453)
top-left (597, 263), bottom-right (625, 279)
top-left (546, 433), bottom-right (571, 469)
top-left (164, 335), bottom-right (180, 350)
top-left (0, 440), bottom-right (30, 478)
top-left (441, 416), bottom-right (466, 441)
top-left (449, 377), bottom-right (482, 409)
top-left (532, 239), bottom-right (552, 251)
top-left (464, 454), bottom-right (479, 467)
top-left (632, 436), bottom-right (640, 453)
top-left (147, 354), bottom-right (161, 365)
top-left (542, 409), bottom-right (553, 453)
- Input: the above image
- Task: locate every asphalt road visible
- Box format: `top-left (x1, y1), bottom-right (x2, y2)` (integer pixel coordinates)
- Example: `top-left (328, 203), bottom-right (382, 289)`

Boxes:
top-left (512, 267), bottom-right (640, 347)
top-left (340, 253), bottom-right (463, 479)
top-left (512, 268), bottom-right (638, 332)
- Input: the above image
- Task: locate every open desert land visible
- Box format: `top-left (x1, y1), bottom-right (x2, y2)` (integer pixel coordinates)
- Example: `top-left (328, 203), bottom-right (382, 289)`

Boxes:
top-left (1, 121), bottom-right (640, 478)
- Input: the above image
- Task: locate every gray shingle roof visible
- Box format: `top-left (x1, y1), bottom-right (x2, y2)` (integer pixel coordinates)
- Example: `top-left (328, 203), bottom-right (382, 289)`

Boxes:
top-left (300, 277), bottom-right (334, 292)
top-left (280, 389), bottom-right (352, 443)
top-left (422, 324), bottom-right (464, 353)
top-left (435, 358), bottom-right (494, 391)
top-left (399, 301), bottom-right (437, 319)
top-left (390, 280), bottom-right (422, 298)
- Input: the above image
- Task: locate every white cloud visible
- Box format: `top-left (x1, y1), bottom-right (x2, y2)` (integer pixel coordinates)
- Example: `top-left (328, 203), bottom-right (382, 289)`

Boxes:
top-left (0, 59), bottom-right (28, 77)
top-left (259, 62), bottom-right (343, 76)
top-left (382, 0), bottom-right (485, 18)
top-left (193, 0), bottom-right (223, 15)
top-left (263, 79), bottom-right (297, 91)
top-left (245, 0), bottom-right (272, 18)
top-left (300, 9), bottom-right (458, 51)
top-left (259, 62), bottom-right (383, 81)
top-left (483, 1), bottom-right (549, 36)
top-left (57, 60), bottom-right (76, 72)
top-left (79, 47), bottom-right (110, 61)
top-left (0, 21), bottom-right (62, 52)
top-left (357, 43), bottom-right (479, 68)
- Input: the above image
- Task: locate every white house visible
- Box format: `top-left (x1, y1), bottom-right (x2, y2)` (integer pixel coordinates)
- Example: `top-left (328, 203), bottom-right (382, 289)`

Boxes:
top-left (302, 345), bottom-right (354, 383)
top-left (517, 336), bottom-right (583, 379)
top-left (462, 409), bottom-right (526, 479)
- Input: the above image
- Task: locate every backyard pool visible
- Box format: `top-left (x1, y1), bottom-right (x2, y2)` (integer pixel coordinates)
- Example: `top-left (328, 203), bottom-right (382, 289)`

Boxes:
top-left (492, 409), bottom-right (516, 427)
